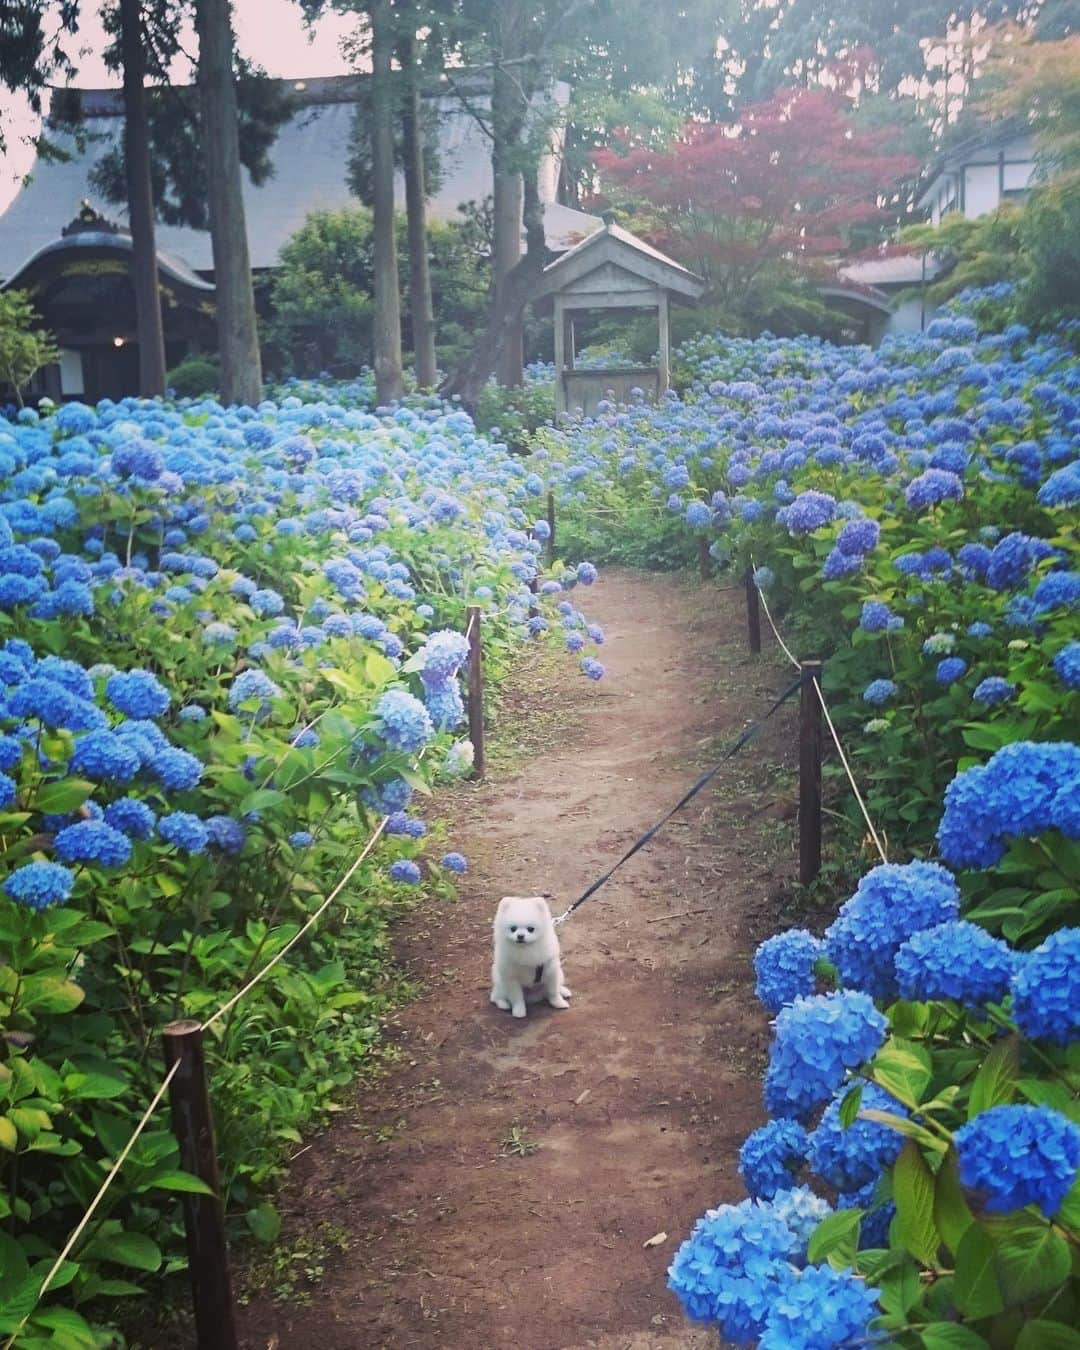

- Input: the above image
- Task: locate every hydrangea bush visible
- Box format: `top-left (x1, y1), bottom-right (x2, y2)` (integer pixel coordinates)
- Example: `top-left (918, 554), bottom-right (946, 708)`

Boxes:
top-left (0, 386), bottom-right (603, 1341)
top-left (534, 299), bottom-right (1080, 1345)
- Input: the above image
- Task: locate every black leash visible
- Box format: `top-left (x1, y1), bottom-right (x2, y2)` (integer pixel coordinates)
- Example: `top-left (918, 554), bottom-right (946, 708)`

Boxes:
top-left (552, 674), bottom-right (804, 926)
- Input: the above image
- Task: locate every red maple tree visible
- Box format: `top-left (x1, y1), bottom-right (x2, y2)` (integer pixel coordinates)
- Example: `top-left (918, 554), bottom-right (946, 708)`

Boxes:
top-left (594, 85), bottom-right (919, 310)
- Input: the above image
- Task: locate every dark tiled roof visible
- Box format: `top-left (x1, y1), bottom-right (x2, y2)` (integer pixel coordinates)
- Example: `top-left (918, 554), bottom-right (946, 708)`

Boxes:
top-left (0, 81), bottom-right (599, 279)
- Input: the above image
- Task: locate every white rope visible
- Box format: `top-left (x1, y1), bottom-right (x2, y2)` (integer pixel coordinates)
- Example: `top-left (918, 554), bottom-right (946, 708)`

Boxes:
top-left (201, 816), bottom-right (389, 1032)
top-left (3, 1059), bottom-right (182, 1348)
top-left (755, 582), bottom-right (802, 672)
top-left (748, 556), bottom-right (802, 672)
top-left (813, 677), bottom-right (889, 865)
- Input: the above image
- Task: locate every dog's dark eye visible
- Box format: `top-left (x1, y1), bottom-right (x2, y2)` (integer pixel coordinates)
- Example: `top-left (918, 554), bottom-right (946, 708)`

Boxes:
top-left (527, 925), bottom-right (535, 933)
top-left (509, 925), bottom-right (517, 933)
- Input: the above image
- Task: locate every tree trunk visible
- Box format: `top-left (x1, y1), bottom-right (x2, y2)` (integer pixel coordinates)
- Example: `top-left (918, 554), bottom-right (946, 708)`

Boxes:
top-left (491, 55), bottom-right (525, 388)
top-left (119, 0), bottom-right (167, 396)
top-left (194, 0), bottom-right (262, 407)
top-left (371, 0), bottom-right (404, 405)
top-left (400, 28), bottom-right (437, 389)
top-left (440, 168), bottom-right (545, 409)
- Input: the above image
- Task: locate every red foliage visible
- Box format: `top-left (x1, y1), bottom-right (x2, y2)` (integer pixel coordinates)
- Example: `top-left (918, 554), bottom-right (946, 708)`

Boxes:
top-left (593, 87), bottom-right (919, 299)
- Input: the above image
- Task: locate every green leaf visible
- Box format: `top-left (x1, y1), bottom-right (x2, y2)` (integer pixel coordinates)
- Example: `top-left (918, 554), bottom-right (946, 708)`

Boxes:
top-left (873, 1038), bottom-right (933, 1109)
top-left (141, 1169), bottom-right (214, 1196)
top-left (859, 1109), bottom-right (947, 1154)
top-left (893, 1140), bottom-right (941, 1267)
top-left (0, 1118), bottom-right (16, 1152)
top-left (32, 778), bottom-right (95, 813)
top-left (30, 1307), bottom-right (96, 1341)
top-left (82, 1231), bottom-right (162, 1273)
top-left (62, 1072), bottom-right (128, 1101)
top-left (952, 1223), bottom-right (1003, 1318)
top-left (238, 788), bottom-right (290, 815)
top-left (245, 1203), bottom-right (282, 1244)
top-left (1016, 1322), bottom-right (1080, 1350)
top-left (19, 974), bottom-right (84, 1016)
top-left (877, 1258), bottom-right (921, 1317)
top-left (838, 1085), bottom-right (863, 1129)
top-left (921, 1325), bottom-right (991, 1350)
top-left (1054, 1177), bottom-right (1080, 1233)
top-left (968, 1036), bottom-right (1020, 1118)
top-left (933, 1149), bottom-right (974, 1253)
top-left (995, 1218), bottom-right (1071, 1304)
top-left (8, 1107), bottom-right (50, 1141)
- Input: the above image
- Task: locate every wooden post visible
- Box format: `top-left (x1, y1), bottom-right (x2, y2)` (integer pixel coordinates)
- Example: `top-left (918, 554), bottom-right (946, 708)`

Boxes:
top-left (162, 1020), bottom-right (238, 1350)
top-left (799, 660), bottom-right (824, 886)
top-left (698, 537), bottom-right (711, 580)
top-left (466, 606), bottom-right (485, 779)
top-left (745, 565), bottom-right (762, 654)
top-left (546, 491), bottom-right (556, 566)
top-left (657, 290), bottom-right (671, 395)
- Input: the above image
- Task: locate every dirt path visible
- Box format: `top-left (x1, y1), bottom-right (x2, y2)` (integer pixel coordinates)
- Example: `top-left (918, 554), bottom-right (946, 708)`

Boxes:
top-left (238, 568), bottom-right (801, 1350)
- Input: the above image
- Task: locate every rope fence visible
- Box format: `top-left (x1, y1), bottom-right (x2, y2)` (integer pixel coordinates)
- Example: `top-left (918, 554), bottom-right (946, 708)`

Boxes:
top-left (7, 607), bottom-right (486, 1349)
top-left (745, 559), bottom-right (888, 871)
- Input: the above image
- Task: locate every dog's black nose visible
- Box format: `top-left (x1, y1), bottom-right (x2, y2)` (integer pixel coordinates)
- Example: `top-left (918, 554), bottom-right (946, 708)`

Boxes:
top-left (516, 933), bottom-right (526, 942)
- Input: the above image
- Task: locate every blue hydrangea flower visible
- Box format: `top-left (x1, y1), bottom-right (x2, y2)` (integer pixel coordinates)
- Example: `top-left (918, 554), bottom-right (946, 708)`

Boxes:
top-left (105, 670), bottom-right (171, 719)
top-left (70, 731), bottom-right (142, 784)
top-left (0, 771), bottom-right (15, 810)
top-left (158, 811), bottom-right (210, 854)
top-left (754, 929), bottom-right (823, 1014)
top-left (54, 820), bottom-right (132, 868)
top-left (905, 468), bottom-right (964, 511)
top-left (441, 851), bottom-right (467, 873)
top-left (389, 859), bottom-right (421, 884)
top-left (205, 815), bottom-right (247, 856)
top-left (289, 831), bottom-right (313, 848)
top-left (374, 689), bottom-right (434, 753)
top-left (150, 746), bottom-right (203, 792)
top-left (227, 669), bottom-right (282, 714)
top-left (836, 518), bottom-right (879, 557)
top-left (779, 490), bottom-right (837, 536)
top-left (936, 656), bottom-right (968, 685)
top-left (764, 992), bottom-right (888, 1120)
top-left (862, 679), bottom-right (897, 706)
top-left (895, 920), bottom-right (1017, 1006)
top-left (419, 630), bottom-right (470, 681)
top-left (1053, 642), bottom-right (1080, 691)
top-left (825, 861), bottom-right (960, 1000)
top-left (1011, 929), bottom-right (1080, 1045)
top-left (103, 797), bottom-right (156, 840)
top-left (738, 1119), bottom-right (808, 1199)
top-left (937, 742), bottom-right (1080, 869)
top-left (971, 676), bottom-right (1015, 707)
top-left (667, 1199), bottom-right (797, 1342)
top-left (581, 657), bottom-right (605, 681)
top-left (576, 561), bottom-right (598, 585)
top-left (758, 1263), bottom-right (881, 1350)
top-left (3, 860), bottom-right (75, 910)
top-left (808, 1085), bottom-right (906, 1193)
top-left (248, 588), bottom-right (285, 617)
top-left (859, 601), bottom-right (897, 633)
top-left (956, 1105), bottom-right (1080, 1217)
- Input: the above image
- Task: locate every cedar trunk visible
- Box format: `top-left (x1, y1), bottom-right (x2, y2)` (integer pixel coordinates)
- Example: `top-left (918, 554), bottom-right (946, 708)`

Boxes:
top-left (401, 31), bottom-right (437, 390)
top-left (119, 0), bottom-right (167, 396)
top-left (491, 59), bottom-right (524, 388)
top-left (371, 0), bottom-right (404, 404)
top-left (440, 169), bottom-right (545, 410)
top-left (194, 0), bottom-right (262, 407)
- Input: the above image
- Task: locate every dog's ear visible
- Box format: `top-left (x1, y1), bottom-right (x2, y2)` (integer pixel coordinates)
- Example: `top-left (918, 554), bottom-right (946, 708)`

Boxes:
top-left (496, 896), bottom-right (511, 914)
top-left (534, 895), bottom-right (552, 918)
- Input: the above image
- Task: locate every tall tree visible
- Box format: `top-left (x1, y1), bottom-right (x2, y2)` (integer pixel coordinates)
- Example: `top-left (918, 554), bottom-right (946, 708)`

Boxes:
top-left (399, 12), bottom-right (438, 388)
top-left (117, 0), bottom-right (167, 395)
top-left (194, 0), bottom-right (263, 406)
top-left (370, 0), bottom-right (404, 402)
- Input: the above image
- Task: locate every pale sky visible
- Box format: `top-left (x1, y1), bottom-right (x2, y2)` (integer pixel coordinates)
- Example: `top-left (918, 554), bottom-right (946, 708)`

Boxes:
top-left (0, 0), bottom-right (359, 211)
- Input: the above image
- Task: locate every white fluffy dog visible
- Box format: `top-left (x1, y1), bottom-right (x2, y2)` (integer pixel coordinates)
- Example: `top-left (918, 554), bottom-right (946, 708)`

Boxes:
top-left (490, 895), bottom-right (571, 1019)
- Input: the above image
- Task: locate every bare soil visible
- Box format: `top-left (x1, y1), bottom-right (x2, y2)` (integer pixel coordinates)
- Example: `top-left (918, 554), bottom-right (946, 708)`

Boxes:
top-left (237, 568), bottom-right (804, 1350)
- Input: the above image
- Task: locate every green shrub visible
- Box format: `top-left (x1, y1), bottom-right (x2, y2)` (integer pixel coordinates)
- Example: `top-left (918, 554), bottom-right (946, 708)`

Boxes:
top-left (166, 354), bottom-right (220, 398)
